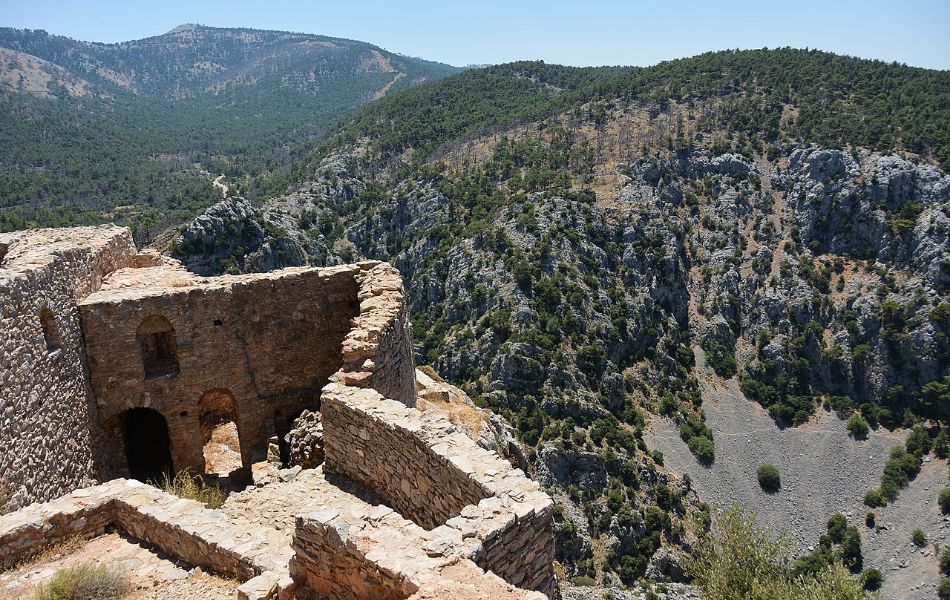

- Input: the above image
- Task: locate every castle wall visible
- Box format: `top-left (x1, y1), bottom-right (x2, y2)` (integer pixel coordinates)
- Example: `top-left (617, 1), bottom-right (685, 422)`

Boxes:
top-left (322, 384), bottom-right (490, 530)
top-left (0, 227), bottom-right (138, 509)
top-left (338, 264), bottom-right (417, 407)
top-left (0, 225), bottom-right (554, 599)
top-left (79, 265), bottom-right (363, 478)
top-left (321, 383), bottom-right (557, 597)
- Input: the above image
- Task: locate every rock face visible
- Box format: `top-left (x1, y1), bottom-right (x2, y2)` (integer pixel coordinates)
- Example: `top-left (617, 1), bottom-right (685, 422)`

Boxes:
top-left (285, 410), bottom-right (324, 469)
top-left (173, 197), bottom-right (307, 276)
top-left (173, 132), bottom-right (950, 587)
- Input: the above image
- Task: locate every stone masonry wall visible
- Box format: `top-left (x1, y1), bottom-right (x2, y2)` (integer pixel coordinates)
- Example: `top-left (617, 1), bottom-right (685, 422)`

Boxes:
top-left (322, 384), bottom-right (489, 530)
top-left (0, 227), bottom-right (138, 509)
top-left (337, 263), bottom-right (417, 407)
top-left (320, 383), bottom-right (557, 596)
top-left (290, 505), bottom-right (546, 600)
top-left (78, 263), bottom-right (363, 478)
top-left (0, 478), bottom-right (292, 595)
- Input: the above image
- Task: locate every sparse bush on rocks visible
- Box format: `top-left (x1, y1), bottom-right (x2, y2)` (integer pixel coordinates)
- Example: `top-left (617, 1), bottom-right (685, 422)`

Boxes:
top-left (846, 414), bottom-right (870, 439)
top-left (939, 547), bottom-right (950, 576)
top-left (840, 526), bottom-right (863, 572)
top-left (863, 489), bottom-right (883, 508)
top-left (757, 464), bottom-right (781, 493)
top-left (911, 528), bottom-right (927, 547)
top-left (940, 487), bottom-right (950, 514)
top-left (860, 568), bottom-right (883, 591)
top-left (32, 563), bottom-right (130, 600)
top-left (940, 578), bottom-right (950, 600)
top-left (827, 513), bottom-right (847, 543)
top-left (866, 445), bottom-right (922, 506)
top-left (691, 505), bottom-right (874, 600)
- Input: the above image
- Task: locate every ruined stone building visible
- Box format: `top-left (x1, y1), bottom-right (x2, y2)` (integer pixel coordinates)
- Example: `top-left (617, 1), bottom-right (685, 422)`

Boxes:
top-left (0, 226), bottom-right (557, 599)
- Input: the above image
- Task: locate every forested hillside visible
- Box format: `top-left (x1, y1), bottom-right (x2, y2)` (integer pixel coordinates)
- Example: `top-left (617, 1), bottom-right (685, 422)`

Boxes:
top-left (0, 25), bottom-right (458, 236)
top-left (172, 48), bottom-right (950, 596)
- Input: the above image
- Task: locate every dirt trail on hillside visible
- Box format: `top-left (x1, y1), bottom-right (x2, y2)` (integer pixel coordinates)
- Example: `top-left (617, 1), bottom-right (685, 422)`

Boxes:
top-left (643, 348), bottom-right (947, 599)
top-left (212, 174), bottom-right (229, 197)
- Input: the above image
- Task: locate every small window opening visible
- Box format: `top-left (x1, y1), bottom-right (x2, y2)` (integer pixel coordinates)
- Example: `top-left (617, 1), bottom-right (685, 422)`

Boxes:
top-left (137, 316), bottom-right (180, 380)
top-left (40, 308), bottom-right (62, 353)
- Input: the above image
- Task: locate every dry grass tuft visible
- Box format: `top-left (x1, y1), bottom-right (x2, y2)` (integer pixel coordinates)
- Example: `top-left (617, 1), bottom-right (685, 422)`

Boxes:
top-left (32, 563), bottom-right (131, 600)
top-left (160, 471), bottom-right (224, 509)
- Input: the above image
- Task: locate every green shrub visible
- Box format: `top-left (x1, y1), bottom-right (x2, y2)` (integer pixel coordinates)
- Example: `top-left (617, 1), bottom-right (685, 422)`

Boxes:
top-left (940, 547), bottom-right (950, 576)
top-left (161, 471), bottom-right (224, 509)
top-left (873, 446), bottom-right (922, 504)
top-left (840, 526), bottom-right (863, 573)
top-left (940, 578), bottom-right (950, 600)
top-left (757, 464), bottom-right (781, 493)
top-left (704, 339), bottom-right (737, 378)
top-left (912, 528), bottom-right (927, 546)
top-left (864, 489), bottom-right (883, 508)
top-left (826, 513), bottom-right (848, 543)
top-left (905, 425), bottom-right (931, 456)
top-left (688, 435), bottom-right (716, 466)
top-left (940, 487), bottom-right (950, 514)
top-left (860, 568), bottom-right (883, 591)
top-left (33, 564), bottom-right (130, 600)
top-left (846, 414), bottom-right (870, 439)
top-left (572, 575), bottom-right (596, 587)
top-left (691, 505), bottom-right (871, 600)
top-left (865, 512), bottom-right (875, 528)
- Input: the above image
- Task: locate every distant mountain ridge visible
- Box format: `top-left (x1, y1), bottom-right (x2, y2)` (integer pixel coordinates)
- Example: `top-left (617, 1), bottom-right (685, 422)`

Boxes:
top-left (0, 25), bottom-right (459, 233)
top-left (0, 24), bottom-right (457, 99)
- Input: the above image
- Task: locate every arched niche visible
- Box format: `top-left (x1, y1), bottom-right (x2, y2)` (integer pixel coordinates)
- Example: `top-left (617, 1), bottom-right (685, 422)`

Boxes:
top-left (137, 315), bottom-right (180, 380)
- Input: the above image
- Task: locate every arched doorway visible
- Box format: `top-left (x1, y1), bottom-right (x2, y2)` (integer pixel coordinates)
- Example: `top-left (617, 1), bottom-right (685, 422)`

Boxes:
top-left (199, 389), bottom-right (243, 475)
top-left (124, 408), bottom-right (173, 483)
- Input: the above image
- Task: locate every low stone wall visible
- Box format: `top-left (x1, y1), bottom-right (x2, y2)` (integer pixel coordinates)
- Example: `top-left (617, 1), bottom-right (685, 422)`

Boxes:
top-left (0, 487), bottom-right (116, 569)
top-left (0, 479), bottom-right (291, 598)
top-left (291, 507), bottom-right (415, 600)
top-left (320, 383), bottom-right (557, 597)
top-left (338, 263), bottom-right (417, 408)
top-left (0, 227), bottom-right (138, 509)
top-left (322, 384), bottom-right (489, 530)
top-left (290, 504), bottom-right (546, 600)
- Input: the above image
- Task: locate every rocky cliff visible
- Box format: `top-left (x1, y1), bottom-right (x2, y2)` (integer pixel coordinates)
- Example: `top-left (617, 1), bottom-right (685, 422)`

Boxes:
top-left (170, 53), bottom-right (950, 589)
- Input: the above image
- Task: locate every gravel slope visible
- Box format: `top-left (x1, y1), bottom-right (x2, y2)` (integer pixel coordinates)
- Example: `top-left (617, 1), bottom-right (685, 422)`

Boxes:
top-left (865, 456), bottom-right (950, 599)
top-left (643, 350), bottom-right (950, 599)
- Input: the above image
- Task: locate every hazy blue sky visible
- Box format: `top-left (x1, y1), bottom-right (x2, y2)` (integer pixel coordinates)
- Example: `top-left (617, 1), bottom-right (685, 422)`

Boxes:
top-left (4, 0), bottom-right (949, 69)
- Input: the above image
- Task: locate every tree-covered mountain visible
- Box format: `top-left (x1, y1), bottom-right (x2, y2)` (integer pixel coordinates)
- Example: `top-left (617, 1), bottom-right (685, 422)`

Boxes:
top-left (172, 48), bottom-right (949, 597)
top-left (0, 25), bottom-right (458, 236)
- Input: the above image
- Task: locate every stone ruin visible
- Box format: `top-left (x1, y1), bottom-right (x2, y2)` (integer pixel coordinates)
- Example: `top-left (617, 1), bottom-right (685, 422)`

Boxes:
top-left (0, 226), bottom-right (557, 599)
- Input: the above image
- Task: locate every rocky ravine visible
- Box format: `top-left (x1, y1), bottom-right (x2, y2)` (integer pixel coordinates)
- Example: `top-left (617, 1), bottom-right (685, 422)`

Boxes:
top-left (170, 136), bottom-right (949, 590)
